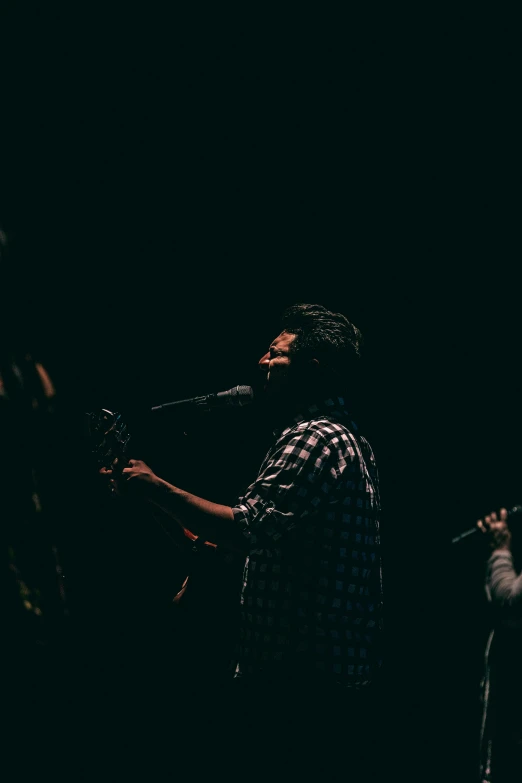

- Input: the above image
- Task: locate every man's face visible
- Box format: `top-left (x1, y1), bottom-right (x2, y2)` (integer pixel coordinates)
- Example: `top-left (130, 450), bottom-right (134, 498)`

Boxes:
top-left (258, 331), bottom-right (297, 398)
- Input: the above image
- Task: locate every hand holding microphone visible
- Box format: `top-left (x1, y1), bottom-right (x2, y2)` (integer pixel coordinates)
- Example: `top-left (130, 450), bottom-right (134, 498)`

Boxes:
top-left (477, 508), bottom-right (512, 552)
top-left (452, 504), bottom-right (522, 545)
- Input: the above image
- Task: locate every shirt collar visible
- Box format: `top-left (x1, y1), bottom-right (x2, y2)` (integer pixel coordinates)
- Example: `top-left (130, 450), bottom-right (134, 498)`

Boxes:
top-left (272, 396), bottom-right (357, 439)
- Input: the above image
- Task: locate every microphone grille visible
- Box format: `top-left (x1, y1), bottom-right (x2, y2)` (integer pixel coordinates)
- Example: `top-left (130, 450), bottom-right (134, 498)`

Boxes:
top-left (231, 385), bottom-right (254, 405)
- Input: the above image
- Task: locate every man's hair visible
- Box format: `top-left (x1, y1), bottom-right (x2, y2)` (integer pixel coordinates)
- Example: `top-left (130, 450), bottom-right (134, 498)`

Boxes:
top-left (280, 303), bottom-right (363, 391)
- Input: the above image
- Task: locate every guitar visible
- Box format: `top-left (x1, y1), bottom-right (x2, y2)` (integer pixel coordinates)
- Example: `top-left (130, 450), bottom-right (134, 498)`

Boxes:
top-left (84, 407), bottom-right (218, 604)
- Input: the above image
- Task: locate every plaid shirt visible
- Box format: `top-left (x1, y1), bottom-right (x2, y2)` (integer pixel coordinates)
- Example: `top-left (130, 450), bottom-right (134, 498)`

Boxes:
top-left (231, 396), bottom-right (383, 688)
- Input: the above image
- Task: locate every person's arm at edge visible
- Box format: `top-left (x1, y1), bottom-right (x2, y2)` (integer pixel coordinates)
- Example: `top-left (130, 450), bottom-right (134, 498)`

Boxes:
top-left (487, 550), bottom-right (522, 607)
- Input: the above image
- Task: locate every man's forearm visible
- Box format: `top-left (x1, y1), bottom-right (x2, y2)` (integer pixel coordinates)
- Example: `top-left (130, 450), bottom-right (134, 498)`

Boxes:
top-left (148, 477), bottom-right (249, 555)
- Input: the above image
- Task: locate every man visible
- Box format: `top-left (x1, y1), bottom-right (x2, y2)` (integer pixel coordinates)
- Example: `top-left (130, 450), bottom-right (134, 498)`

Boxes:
top-left (477, 508), bottom-right (522, 783)
top-left (104, 303), bottom-right (384, 778)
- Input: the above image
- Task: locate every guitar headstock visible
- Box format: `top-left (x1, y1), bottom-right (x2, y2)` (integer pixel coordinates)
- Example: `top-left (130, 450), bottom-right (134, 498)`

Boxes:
top-left (85, 408), bottom-right (132, 470)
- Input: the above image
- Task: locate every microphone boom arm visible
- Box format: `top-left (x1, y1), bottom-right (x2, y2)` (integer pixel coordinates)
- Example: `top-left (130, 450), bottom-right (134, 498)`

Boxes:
top-left (150, 384), bottom-right (254, 414)
top-left (151, 395), bottom-right (211, 413)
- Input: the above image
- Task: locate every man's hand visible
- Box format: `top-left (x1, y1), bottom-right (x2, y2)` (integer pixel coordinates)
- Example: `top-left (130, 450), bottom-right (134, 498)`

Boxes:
top-left (477, 508), bottom-right (512, 551)
top-left (100, 458), bottom-right (162, 498)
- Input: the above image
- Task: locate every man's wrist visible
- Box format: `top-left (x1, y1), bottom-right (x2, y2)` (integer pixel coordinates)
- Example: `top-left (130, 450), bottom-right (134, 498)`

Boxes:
top-left (489, 548), bottom-right (513, 559)
top-left (493, 536), bottom-right (511, 552)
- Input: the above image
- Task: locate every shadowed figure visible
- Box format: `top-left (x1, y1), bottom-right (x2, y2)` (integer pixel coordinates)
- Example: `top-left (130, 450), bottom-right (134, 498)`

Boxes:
top-left (476, 507), bottom-right (522, 783)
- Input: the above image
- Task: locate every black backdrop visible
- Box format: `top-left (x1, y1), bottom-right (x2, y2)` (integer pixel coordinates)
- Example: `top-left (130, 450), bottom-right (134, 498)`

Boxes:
top-left (1, 7), bottom-right (520, 782)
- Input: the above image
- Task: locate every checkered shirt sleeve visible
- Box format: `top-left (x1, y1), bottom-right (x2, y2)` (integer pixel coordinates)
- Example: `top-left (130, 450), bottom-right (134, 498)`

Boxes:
top-left (232, 421), bottom-right (351, 552)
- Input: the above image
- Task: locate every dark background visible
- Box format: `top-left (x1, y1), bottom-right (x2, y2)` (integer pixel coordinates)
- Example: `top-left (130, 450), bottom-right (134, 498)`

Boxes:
top-left (1, 6), bottom-right (520, 781)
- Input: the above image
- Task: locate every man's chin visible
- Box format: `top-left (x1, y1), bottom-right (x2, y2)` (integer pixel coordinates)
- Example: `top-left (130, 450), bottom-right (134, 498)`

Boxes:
top-left (261, 384), bottom-right (293, 408)
top-left (262, 382), bottom-right (279, 398)
top-left (255, 382), bottom-right (276, 406)
top-left (252, 378), bottom-right (270, 398)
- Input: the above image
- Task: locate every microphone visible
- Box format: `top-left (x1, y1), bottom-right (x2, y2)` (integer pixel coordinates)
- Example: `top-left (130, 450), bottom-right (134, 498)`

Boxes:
top-left (451, 505), bottom-right (522, 544)
top-left (150, 384), bottom-right (254, 413)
